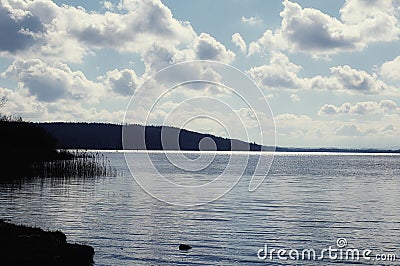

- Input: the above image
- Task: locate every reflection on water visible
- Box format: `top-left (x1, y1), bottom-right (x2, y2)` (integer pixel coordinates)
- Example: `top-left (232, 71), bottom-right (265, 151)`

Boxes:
top-left (0, 152), bottom-right (399, 265)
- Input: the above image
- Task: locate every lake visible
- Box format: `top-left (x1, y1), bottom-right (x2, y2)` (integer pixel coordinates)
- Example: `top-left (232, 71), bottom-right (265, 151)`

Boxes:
top-left (0, 152), bottom-right (399, 265)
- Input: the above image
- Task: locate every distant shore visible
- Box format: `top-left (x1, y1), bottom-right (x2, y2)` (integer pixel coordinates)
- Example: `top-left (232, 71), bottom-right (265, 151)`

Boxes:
top-left (39, 122), bottom-right (400, 153)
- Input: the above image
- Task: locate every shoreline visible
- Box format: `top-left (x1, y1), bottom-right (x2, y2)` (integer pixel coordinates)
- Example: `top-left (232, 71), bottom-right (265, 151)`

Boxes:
top-left (0, 220), bottom-right (94, 266)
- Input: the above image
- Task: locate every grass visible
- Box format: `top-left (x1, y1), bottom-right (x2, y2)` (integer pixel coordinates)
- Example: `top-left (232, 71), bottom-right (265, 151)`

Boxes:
top-left (33, 151), bottom-right (116, 178)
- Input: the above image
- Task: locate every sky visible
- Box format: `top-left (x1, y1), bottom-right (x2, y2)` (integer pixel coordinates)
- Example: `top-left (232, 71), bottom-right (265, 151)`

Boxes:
top-left (0, 0), bottom-right (399, 149)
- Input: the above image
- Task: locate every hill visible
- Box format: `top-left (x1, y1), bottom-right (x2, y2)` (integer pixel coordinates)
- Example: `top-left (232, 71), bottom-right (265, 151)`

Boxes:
top-left (38, 122), bottom-right (400, 153)
top-left (38, 123), bottom-right (262, 151)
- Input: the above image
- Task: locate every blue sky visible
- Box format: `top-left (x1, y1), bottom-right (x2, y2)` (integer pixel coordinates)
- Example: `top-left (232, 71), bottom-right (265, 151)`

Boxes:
top-left (0, 0), bottom-right (399, 149)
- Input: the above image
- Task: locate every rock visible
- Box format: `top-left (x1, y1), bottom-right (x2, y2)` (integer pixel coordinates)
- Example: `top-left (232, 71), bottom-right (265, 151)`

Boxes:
top-left (179, 244), bottom-right (192, 251)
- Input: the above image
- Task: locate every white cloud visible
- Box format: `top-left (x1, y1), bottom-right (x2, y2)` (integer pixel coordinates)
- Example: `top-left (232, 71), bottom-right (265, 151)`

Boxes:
top-left (319, 100), bottom-right (399, 115)
top-left (64, 0), bottom-right (196, 52)
top-left (248, 30), bottom-right (286, 56)
top-left (250, 0), bottom-right (400, 56)
top-left (241, 16), bottom-right (262, 25)
top-left (330, 66), bottom-right (388, 93)
top-left (290, 93), bottom-right (300, 102)
top-left (0, 0), bottom-right (46, 55)
top-left (0, 86), bottom-right (46, 118)
top-left (2, 59), bottom-right (103, 102)
top-left (231, 33), bottom-right (247, 54)
top-left (274, 113), bottom-right (313, 130)
top-left (381, 56), bottom-right (400, 81)
top-left (340, 0), bottom-right (399, 42)
top-left (310, 65), bottom-right (390, 94)
top-left (336, 124), bottom-right (363, 136)
top-left (247, 53), bottom-right (304, 90)
top-left (0, 0), bottom-right (211, 63)
top-left (280, 0), bottom-right (359, 54)
top-left (0, 86), bottom-right (123, 122)
top-left (101, 69), bottom-right (140, 96)
top-left (274, 111), bottom-right (400, 147)
top-left (248, 53), bottom-right (394, 95)
top-left (380, 99), bottom-right (399, 113)
top-left (102, 1), bottom-right (113, 10)
top-left (194, 33), bottom-right (235, 63)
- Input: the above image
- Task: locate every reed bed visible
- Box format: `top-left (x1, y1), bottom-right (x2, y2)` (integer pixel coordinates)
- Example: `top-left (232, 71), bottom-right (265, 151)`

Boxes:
top-left (34, 152), bottom-right (116, 178)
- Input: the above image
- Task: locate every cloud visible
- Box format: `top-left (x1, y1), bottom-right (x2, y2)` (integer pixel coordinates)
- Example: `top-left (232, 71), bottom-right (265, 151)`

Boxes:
top-left (340, 0), bottom-right (399, 42)
top-left (231, 33), bottom-right (247, 54)
top-left (336, 124), bottom-right (363, 136)
top-left (310, 65), bottom-right (390, 94)
top-left (273, 111), bottom-right (400, 147)
top-left (0, 86), bottom-right (123, 122)
top-left (380, 99), bottom-right (399, 113)
top-left (241, 16), bottom-right (262, 25)
top-left (381, 56), bottom-right (400, 81)
top-left (248, 53), bottom-right (393, 95)
top-left (0, 86), bottom-right (46, 118)
top-left (248, 30), bottom-right (286, 56)
top-left (65, 0), bottom-right (196, 52)
top-left (319, 103), bottom-right (350, 115)
top-left (0, 0), bottom-right (203, 63)
top-left (249, 0), bottom-right (400, 56)
top-left (101, 1), bottom-right (113, 10)
top-left (290, 93), bottom-right (300, 102)
top-left (280, 0), bottom-right (359, 54)
top-left (319, 100), bottom-right (399, 115)
top-left (0, 1), bottom-right (45, 55)
top-left (0, 0), bottom-right (236, 73)
top-left (194, 33), bottom-right (235, 63)
top-left (274, 113), bottom-right (313, 130)
top-left (247, 53), bottom-right (304, 90)
top-left (2, 59), bottom-right (103, 102)
top-left (101, 69), bottom-right (140, 96)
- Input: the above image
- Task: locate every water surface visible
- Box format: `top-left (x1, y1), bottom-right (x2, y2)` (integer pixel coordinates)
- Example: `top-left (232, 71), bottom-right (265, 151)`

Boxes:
top-left (0, 152), bottom-right (399, 265)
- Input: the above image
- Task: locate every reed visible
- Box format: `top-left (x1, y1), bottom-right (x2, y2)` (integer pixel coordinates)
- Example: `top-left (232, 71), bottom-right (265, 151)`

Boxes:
top-left (33, 151), bottom-right (116, 178)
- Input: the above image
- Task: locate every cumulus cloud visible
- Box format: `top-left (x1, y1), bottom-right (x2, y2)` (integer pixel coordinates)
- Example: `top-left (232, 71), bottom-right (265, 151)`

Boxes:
top-left (64, 0), bottom-right (196, 52)
top-left (0, 86), bottom-right (123, 122)
top-left (0, 86), bottom-right (46, 118)
top-left (272, 110), bottom-right (400, 147)
top-left (248, 52), bottom-right (393, 95)
top-left (381, 56), bottom-right (400, 81)
top-left (101, 69), bottom-right (140, 96)
top-left (310, 65), bottom-right (390, 94)
top-left (319, 100), bottom-right (399, 115)
top-left (0, 3), bottom-right (44, 54)
top-left (1, 0), bottom-right (238, 65)
top-left (0, 0), bottom-right (236, 73)
top-left (340, 0), bottom-right (399, 42)
top-left (280, 0), bottom-right (359, 54)
top-left (241, 16), bottom-right (262, 25)
top-left (380, 99), bottom-right (399, 113)
top-left (336, 124), bottom-right (363, 136)
top-left (2, 59), bottom-right (103, 102)
top-left (231, 33), bottom-right (247, 54)
top-left (248, 30), bottom-right (286, 56)
top-left (247, 53), bottom-right (304, 90)
top-left (249, 0), bottom-right (400, 56)
top-left (194, 33), bottom-right (235, 63)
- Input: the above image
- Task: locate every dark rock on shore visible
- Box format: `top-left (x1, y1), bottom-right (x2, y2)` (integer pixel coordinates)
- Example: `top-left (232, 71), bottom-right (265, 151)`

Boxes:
top-left (0, 220), bottom-right (94, 265)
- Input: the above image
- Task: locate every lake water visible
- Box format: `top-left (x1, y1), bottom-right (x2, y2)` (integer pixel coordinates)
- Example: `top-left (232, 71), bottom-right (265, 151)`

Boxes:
top-left (0, 152), bottom-right (399, 265)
